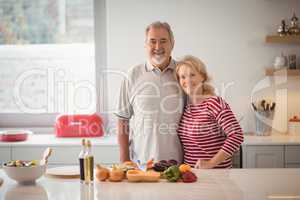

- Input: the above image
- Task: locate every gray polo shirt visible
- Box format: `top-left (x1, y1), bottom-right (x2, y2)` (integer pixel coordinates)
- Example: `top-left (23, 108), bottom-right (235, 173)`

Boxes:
top-left (115, 59), bottom-right (184, 163)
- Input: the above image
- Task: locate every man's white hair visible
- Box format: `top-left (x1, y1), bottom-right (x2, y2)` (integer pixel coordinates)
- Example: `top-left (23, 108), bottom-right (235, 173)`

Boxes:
top-left (145, 21), bottom-right (174, 46)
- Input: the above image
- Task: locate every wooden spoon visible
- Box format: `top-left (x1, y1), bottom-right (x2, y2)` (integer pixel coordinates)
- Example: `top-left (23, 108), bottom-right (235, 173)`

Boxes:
top-left (40, 148), bottom-right (52, 165)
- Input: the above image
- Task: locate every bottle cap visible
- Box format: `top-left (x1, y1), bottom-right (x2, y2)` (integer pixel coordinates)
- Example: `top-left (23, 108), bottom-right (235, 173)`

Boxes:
top-left (87, 140), bottom-right (91, 147)
top-left (81, 139), bottom-right (86, 146)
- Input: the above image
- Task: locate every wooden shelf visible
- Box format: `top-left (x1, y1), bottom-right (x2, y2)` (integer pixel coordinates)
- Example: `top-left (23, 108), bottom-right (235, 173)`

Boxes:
top-left (265, 68), bottom-right (300, 76)
top-left (265, 35), bottom-right (300, 44)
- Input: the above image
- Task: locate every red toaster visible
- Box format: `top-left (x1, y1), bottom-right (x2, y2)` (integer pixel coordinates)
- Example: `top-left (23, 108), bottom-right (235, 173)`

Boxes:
top-left (55, 114), bottom-right (104, 137)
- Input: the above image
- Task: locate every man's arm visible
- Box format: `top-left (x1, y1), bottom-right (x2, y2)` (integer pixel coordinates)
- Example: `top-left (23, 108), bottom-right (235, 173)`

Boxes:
top-left (117, 118), bottom-right (130, 162)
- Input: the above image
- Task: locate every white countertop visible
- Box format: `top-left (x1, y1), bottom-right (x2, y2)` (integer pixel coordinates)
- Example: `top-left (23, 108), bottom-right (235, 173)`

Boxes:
top-left (1, 133), bottom-right (300, 147)
top-left (0, 134), bottom-right (118, 147)
top-left (0, 168), bottom-right (300, 200)
top-left (243, 133), bottom-right (300, 145)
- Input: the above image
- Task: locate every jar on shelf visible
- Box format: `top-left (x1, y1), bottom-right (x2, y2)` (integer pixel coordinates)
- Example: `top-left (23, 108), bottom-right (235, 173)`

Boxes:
top-left (288, 116), bottom-right (300, 135)
top-left (274, 53), bottom-right (287, 69)
top-left (288, 13), bottom-right (300, 35)
top-left (277, 19), bottom-right (288, 36)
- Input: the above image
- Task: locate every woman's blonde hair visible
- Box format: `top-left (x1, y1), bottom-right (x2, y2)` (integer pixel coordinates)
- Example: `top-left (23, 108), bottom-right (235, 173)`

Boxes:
top-left (175, 55), bottom-right (215, 96)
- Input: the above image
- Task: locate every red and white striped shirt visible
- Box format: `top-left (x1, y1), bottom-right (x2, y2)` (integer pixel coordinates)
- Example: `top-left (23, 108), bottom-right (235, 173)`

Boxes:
top-left (178, 96), bottom-right (244, 168)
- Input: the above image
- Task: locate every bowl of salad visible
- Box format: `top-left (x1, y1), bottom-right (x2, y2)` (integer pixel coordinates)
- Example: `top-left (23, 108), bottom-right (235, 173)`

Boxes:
top-left (3, 160), bottom-right (46, 184)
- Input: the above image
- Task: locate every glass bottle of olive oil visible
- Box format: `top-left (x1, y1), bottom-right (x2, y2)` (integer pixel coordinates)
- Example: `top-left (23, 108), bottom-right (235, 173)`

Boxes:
top-left (84, 140), bottom-right (94, 184)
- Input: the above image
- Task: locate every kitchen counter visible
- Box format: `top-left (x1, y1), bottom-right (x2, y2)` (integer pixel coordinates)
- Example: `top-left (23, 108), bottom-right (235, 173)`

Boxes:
top-left (243, 133), bottom-right (300, 145)
top-left (0, 168), bottom-right (300, 200)
top-left (1, 133), bottom-right (300, 147)
top-left (0, 134), bottom-right (117, 147)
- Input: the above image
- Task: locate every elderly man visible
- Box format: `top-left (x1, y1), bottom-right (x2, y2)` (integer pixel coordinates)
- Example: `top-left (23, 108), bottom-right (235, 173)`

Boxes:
top-left (115, 21), bottom-right (184, 163)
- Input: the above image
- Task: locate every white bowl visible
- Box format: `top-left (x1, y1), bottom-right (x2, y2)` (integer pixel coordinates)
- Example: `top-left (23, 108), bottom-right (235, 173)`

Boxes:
top-left (3, 164), bottom-right (46, 184)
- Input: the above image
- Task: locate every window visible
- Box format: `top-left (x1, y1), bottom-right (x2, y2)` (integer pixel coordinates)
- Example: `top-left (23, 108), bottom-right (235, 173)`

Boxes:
top-left (0, 0), bottom-right (97, 128)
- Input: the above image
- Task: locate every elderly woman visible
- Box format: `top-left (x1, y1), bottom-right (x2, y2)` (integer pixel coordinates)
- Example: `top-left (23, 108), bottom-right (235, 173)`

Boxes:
top-left (175, 55), bottom-right (243, 169)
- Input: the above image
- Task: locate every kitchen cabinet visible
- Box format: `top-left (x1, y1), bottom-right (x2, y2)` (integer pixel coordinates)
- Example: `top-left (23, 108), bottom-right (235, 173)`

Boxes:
top-left (242, 144), bottom-right (300, 168)
top-left (285, 145), bottom-right (300, 167)
top-left (232, 149), bottom-right (241, 168)
top-left (242, 145), bottom-right (284, 168)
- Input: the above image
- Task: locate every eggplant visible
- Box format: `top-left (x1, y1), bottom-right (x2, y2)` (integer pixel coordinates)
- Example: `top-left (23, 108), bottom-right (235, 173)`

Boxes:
top-left (153, 163), bottom-right (166, 172)
top-left (168, 159), bottom-right (178, 166)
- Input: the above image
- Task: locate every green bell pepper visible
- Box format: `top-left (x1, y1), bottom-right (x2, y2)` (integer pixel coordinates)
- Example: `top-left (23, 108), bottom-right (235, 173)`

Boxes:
top-left (163, 165), bottom-right (181, 182)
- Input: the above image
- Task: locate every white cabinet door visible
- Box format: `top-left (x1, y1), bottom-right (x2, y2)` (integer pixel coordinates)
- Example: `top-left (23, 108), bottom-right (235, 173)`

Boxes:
top-left (232, 150), bottom-right (241, 168)
top-left (285, 164), bottom-right (300, 168)
top-left (285, 146), bottom-right (300, 168)
top-left (0, 147), bottom-right (11, 165)
top-left (242, 145), bottom-right (284, 168)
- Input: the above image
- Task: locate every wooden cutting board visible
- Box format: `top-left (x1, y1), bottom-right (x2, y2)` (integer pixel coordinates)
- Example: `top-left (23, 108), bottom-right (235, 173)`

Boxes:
top-left (46, 166), bottom-right (80, 179)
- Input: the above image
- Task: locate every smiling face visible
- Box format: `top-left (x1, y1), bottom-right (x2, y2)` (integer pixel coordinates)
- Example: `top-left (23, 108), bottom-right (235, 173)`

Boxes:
top-left (177, 64), bottom-right (205, 97)
top-left (145, 27), bottom-right (174, 69)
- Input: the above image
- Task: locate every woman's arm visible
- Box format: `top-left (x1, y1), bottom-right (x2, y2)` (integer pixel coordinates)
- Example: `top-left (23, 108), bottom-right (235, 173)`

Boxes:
top-left (196, 97), bottom-right (244, 169)
top-left (195, 149), bottom-right (231, 169)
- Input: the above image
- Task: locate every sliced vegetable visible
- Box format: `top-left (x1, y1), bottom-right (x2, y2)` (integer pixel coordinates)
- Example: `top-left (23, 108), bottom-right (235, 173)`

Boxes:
top-left (146, 159), bottom-right (154, 170)
top-left (5, 160), bottom-right (38, 167)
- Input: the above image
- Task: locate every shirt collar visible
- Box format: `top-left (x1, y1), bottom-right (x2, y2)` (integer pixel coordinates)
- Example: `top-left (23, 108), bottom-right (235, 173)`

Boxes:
top-left (145, 58), bottom-right (176, 72)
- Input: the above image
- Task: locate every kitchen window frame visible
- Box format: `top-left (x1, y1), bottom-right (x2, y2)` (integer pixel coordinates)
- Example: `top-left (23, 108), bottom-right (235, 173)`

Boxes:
top-left (0, 0), bottom-right (108, 132)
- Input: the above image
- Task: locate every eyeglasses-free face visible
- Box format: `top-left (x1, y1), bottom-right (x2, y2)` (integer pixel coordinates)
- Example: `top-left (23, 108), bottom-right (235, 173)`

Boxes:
top-left (145, 27), bottom-right (173, 69)
top-left (177, 64), bottom-right (205, 97)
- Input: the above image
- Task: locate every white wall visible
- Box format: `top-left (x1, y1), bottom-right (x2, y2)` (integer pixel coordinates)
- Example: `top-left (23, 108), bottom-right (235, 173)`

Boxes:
top-left (99, 0), bottom-right (300, 133)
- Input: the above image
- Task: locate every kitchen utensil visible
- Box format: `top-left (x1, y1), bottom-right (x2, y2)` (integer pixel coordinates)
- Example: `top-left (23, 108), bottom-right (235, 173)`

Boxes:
top-left (3, 162), bottom-right (46, 184)
top-left (253, 100), bottom-right (276, 136)
top-left (270, 102), bottom-right (276, 111)
top-left (251, 103), bottom-right (257, 111)
top-left (255, 112), bottom-right (272, 136)
top-left (261, 100), bottom-right (266, 111)
top-left (55, 114), bottom-right (104, 137)
top-left (46, 166), bottom-right (80, 179)
top-left (0, 130), bottom-right (32, 142)
top-left (40, 148), bottom-right (52, 165)
top-left (266, 103), bottom-right (270, 111)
